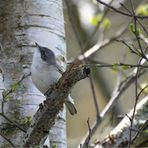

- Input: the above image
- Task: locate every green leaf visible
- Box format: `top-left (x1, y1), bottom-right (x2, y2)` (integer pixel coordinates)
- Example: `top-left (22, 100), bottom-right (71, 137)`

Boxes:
top-left (53, 144), bottom-right (58, 148)
top-left (112, 64), bottom-right (119, 72)
top-left (126, 44), bottom-right (135, 53)
top-left (91, 14), bottom-right (111, 30)
top-left (136, 48), bottom-right (142, 56)
top-left (129, 23), bottom-right (135, 33)
top-left (101, 18), bottom-right (111, 30)
top-left (21, 116), bottom-right (32, 125)
top-left (129, 23), bottom-right (142, 36)
top-left (11, 82), bottom-right (20, 92)
top-left (136, 28), bottom-right (142, 36)
top-left (136, 4), bottom-right (148, 16)
top-left (121, 65), bottom-right (130, 70)
top-left (144, 129), bottom-right (148, 134)
top-left (91, 14), bottom-right (103, 26)
top-left (2, 90), bottom-right (13, 101)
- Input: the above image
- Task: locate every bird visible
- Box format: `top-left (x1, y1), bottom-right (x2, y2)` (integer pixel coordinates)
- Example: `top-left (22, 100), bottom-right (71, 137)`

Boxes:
top-left (31, 42), bottom-right (77, 115)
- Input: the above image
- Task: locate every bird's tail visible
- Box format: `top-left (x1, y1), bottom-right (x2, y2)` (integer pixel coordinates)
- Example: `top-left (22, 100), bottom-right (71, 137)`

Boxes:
top-left (65, 95), bottom-right (77, 115)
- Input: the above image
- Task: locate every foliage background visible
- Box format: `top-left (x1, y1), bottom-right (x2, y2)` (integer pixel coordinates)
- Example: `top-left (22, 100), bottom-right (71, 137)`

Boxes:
top-left (64, 0), bottom-right (148, 147)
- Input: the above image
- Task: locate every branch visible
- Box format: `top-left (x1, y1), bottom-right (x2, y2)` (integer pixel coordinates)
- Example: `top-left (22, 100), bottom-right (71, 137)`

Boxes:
top-left (21, 60), bottom-right (89, 147)
top-left (95, 95), bottom-right (148, 147)
top-left (0, 113), bottom-right (26, 132)
top-left (65, 0), bottom-right (101, 120)
top-left (96, 0), bottom-right (148, 19)
top-left (78, 22), bottom-right (129, 60)
top-left (22, 20), bottom-right (130, 147)
top-left (100, 67), bottom-right (145, 118)
top-left (0, 128), bottom-right (16, 148)
top-left (80, 54), bottom-right (148, 148)
top-left (101, 54), bottom-right (148, 119)
top-left (86, 118), bottom-right (92, 147)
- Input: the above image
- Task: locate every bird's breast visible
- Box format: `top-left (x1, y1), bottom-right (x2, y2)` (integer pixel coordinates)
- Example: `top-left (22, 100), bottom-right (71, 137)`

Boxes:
top-left (31, 65), bottom-right (61, 94)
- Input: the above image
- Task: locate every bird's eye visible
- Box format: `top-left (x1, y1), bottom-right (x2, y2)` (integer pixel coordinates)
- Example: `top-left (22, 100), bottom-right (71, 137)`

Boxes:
top-left (41, 50), bottom-right (45, 56)
top-left (40, 50), bottom-right (46, 61)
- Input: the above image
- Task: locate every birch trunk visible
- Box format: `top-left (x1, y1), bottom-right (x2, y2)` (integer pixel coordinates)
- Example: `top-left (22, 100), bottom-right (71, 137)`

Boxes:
top-left (0, 0), bottom-right (67, 147)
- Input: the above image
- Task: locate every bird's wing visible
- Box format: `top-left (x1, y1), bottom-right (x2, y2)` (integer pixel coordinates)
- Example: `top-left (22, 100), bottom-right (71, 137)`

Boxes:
top-left (55, 56), bottom-right (66, 74)
top-left (55, 64), bottom-right (65, 74)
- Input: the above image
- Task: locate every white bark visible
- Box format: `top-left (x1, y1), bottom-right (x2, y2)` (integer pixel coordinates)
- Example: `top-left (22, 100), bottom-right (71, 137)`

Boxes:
top-left (0, 0), bottom-right (66, 147)
top-left (49, 109), bottom-right (67, 148)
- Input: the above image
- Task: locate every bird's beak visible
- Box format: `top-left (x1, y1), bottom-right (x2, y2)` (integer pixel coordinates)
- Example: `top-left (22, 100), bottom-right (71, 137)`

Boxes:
top-left (35, 42), bottom-right (41, 51)
top-left (35, 42), bottom-right (40, 47)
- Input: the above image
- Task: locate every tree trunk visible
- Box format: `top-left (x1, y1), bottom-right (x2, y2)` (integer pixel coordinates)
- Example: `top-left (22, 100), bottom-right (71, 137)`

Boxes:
top-left (0, 0), bottom-right (67, 147)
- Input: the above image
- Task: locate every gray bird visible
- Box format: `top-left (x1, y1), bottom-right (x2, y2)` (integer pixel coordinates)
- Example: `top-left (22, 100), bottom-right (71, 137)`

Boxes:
top-left (31, 42), bottom-right (77, 115)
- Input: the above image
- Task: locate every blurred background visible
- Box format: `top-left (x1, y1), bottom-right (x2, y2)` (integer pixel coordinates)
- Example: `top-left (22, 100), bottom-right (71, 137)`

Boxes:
top-left (63, 0), bottom-right (148, 147)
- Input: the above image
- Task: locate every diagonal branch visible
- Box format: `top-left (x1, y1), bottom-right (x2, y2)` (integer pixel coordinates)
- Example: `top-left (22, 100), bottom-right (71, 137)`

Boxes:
top-left (100, 67), bottom-right (145, 118)
top-left (96, 0), bottom-right (148, 19)
top-left (21, 60), bottom-right (89, 147)
top-left (78, 22), bottom-right (129, 60)
top-left (79, 63), bottom-right (145, 147)
top-left (0, 128), bottom-right (16, 148)
top-left (95, 95), bottom-right (148, 147)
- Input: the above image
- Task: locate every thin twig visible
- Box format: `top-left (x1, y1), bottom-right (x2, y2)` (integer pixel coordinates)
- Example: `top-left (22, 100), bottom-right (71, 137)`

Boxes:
top-left (119, 1), bottom-right (148, 45)
top-left (86, 118), bottom-right (92, 147)
top-left (132, 119), bottom-right (148, 142)
top-left (129, 0), bottom-right (135, 14)
top-left (65, 0), bottom-right (100, 120)
top-left (129, 58), bottom-right (147, 148)
top-left (79, 21), bottom-right (129, 60)
top-left (116, 39), bottom-right (142, 57)
top-left (100, 66), bottom-right (145, 118)
top-left (1, 73), bottom-right (31, 114)
top-left (83, 0), bottom-right (114, 51)
top-left (137, 20), bottom-right (148, 36)
top-left (120, 3), bottom-right (131, 14)
top-left (65, 0), bottom-right (100, 118)
top-left (80, 120), bottom-right (100, 148)
top-left (128, 58), bottom-right (141, 147)
top-left (125, 114), bottom-right (132, 122)
top-left (2, 73), bottom-right (31, 99)
top-left (128, 1), bottom-right (148, 146)
top-left (88, 73), bottom-right (100, 119)
top-left (0, 73), bottom-right (30, 134)
top-left (130, 1), bottom-right (148, 62)
top-left (96, 0), bottom-right (148, 19)
top-left (64, 0), bottom-right (83, 48)
top-left (95, 96), bottom-right (148, 147)
top-left (86, 63), bottom-right (148, 68)
top-left (0, 128), bottom-right (16, 148)
top-left (0, 113), bottom-right (26, 132)
top-left (128, 84), bottom-right (148, 146)
top-left (80, 65), bottom-right (145, 147)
